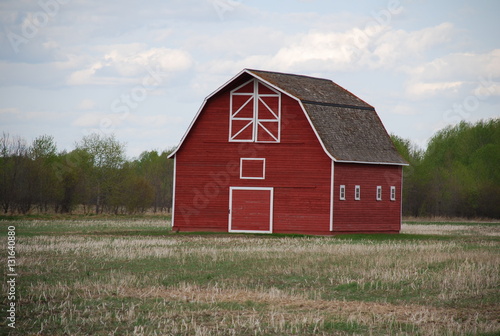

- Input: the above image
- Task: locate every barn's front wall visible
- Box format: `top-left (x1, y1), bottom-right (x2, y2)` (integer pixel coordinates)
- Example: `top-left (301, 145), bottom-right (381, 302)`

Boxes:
top-left (173, 80), bottom-right (333, 234)
top-left (333, 163), bottom-right (402, 233)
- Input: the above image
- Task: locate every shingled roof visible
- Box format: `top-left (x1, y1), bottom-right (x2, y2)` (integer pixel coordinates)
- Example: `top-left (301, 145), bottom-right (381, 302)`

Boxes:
top-left (247, 69), bottom-right (407, 165)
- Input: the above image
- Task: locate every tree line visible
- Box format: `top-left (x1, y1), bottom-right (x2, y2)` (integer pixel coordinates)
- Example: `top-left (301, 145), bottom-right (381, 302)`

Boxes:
top-left (0, 133), bottom-right (173, 215)
top-left (1, 118), bottom-right (499, 218)
top-left (392, 118), bottom-right (499, 219)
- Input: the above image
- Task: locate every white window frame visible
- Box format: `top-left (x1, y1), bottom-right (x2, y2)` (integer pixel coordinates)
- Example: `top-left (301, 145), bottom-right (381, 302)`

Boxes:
top-left (240, 158), bottom-right (266, 180)
top-left (355, 185), bottom-right (361, 201)
top-left (339, 185), bottom-right (346, 200)
top-left (390, 186), bottom-right (396, 201)
top-left (229, 79), bottom-right (281, 143)
top-left (376, 186), bottom-right (382, 201)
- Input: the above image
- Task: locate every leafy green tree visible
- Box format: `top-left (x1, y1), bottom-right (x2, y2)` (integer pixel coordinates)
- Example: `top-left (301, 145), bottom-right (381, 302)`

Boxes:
top-left (393, 119), bottom-right (500, 218)
top-left (30, 135), bottom-right (61, 212)
top-left (391, 135), bottom-right (425, 217)
top-left (53, 149), bottom-right (93, 213)
top-left (0, 133), bottom-right (33, 214)
top-left (112, 165), bottom-right (155, 214)
top-left (75, 133), bottom-right (126, 214)
top-left (134, 149), bottom-right (174, 213)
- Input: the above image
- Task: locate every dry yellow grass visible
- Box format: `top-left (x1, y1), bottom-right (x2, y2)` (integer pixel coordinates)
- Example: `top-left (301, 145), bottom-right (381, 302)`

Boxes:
top-left (401, 223), bottom-right (500, 236)
top-left (3, 219), bottom-right (499, 335)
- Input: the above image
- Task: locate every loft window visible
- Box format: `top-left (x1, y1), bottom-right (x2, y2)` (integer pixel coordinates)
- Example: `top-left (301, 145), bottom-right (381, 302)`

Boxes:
top-left (376, 186), bottom-right (382, 201)
top-left (355, 185), bottom-right (360, 201)
top-left (240, 158), bottom-right (265, 179)
top-left (229, 79), bottom-right (281, 143)
top-left (390, 186), bottom-right (396, 201)
top-left (339, 185), bottom-right (346, 200)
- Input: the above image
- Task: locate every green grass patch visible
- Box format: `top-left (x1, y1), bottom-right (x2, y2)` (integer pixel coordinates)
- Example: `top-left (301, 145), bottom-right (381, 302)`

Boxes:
top-left (4, 218), bottom-right (499, 335)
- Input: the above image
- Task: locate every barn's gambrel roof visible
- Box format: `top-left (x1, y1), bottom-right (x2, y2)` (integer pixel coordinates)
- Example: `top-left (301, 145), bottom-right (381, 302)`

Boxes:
top-left (170, 69), bottom-right (408, 165)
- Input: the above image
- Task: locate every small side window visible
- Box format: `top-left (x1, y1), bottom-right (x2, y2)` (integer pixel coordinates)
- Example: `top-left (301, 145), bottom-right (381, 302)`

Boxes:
top-left (355, 185), bottom-right (360, 201)
top-left (390, 186), bottom-right (396, 201)
top-left (340, 185), bottom-right (346, 200)
top-left (376, 186), bottom-right (382, 201)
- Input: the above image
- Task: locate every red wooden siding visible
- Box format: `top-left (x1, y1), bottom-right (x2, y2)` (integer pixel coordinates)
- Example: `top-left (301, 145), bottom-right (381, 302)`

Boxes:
top-left (173, 82), bottom-right (332, 234)
top-left (333, 163), bottom-right (402, 233)
top-left (229, 188), bottom-right (272, 232)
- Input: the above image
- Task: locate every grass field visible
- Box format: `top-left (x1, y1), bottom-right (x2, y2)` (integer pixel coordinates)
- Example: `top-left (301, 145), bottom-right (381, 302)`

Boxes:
top-left (1, 218), bottom-right (499, 335)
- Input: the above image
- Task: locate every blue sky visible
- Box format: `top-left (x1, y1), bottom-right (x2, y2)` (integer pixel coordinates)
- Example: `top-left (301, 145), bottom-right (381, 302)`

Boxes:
top-left (1, 0), bottom-right (499, 157)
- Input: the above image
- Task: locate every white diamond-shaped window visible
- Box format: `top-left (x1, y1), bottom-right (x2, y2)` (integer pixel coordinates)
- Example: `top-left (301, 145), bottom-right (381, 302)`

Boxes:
top-left (229, 79), bottom-right (281, 142)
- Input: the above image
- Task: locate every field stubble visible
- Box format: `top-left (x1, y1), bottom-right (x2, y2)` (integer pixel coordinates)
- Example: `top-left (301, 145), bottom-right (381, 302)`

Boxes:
top-left (1, 219), bottom-right (499, 335)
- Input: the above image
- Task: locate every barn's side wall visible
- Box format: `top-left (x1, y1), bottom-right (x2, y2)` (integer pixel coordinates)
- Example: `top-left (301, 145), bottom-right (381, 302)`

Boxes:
top-left (173, 88), bottom-right (332, 234)
top-left (333, 163), bottom-right (402, 233)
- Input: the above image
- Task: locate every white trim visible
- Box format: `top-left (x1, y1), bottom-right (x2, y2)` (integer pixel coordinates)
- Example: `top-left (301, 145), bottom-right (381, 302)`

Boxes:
top-left (232, 78), bottom-right (255, 94)
top-left (229, 78), bottom-right (281, 143)
top-left (230, 120), bottom-right (254, 142)
top-left (230, 79), bottom-right (255, 142)
top-left (252, 80), bottom-right (258, 141)
top-left (297, 100), bottom-right (336, 161)
top-left (339, 185), bottom-right (346, 201)
top-left (259, 97), bottom-right (279, 119)
top-left (390, 186), bottom-right (396, 201)
top-left (240, 158), bottom-right (266, 180)
top-left (171, 155), bottom-right (177, 228)
top-left (335, 159), bottom-right (409, 166)
top-left (355, 185), bottom-right (361, 201)
top-left (330, 160), bottom-right (334, 231)
top-left (257, 122), bottom-right (279, 142)
top-left (231, 95), bottom-right (253, 117)
top-left (229, 187), bottom-right (274, 233)
top-left (376, 186), bottom-right (382, 201)
top-left (400, 168), bottom-right (403, 230)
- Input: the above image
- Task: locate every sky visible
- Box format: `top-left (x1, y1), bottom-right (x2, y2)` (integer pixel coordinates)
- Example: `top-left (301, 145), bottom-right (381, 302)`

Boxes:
top-left (1, 0), bottom-right (499, 158)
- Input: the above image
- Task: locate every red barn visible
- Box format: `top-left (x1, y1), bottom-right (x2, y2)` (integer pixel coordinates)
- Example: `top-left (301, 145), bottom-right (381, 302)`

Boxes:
top-left (168, 69), bottom-right (408, 235)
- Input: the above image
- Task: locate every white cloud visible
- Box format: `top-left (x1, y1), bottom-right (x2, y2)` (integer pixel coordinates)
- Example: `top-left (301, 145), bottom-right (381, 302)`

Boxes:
top-left (371, 23), bottom-right (455, 68)
top-left (404, 49), bottom-right (500, 99)
top-left (0, 107), bottom-right (20, 115)
top-left (408, 49), bottom-right (500, 82)
top-left (198, 22), bottom-right (457, 76)
top-left (273, 22), bottom-right (454, 72)
top-left (473, 81), bottom-right (500, 98)
top-left (67, 45), bottom-right (193, 86)
top-left (406, 81), bottom-right (464, 98)
top-left (77, 99), bottom-right (96, 110)
top-left (270, 29), bottom-right (371, 71)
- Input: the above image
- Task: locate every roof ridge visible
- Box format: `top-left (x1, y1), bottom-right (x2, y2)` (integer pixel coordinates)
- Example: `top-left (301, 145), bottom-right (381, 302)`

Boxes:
top-left (246, 68), bottom-right (332, 82)
top-left (301, 100), bottom-right (375, 111)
